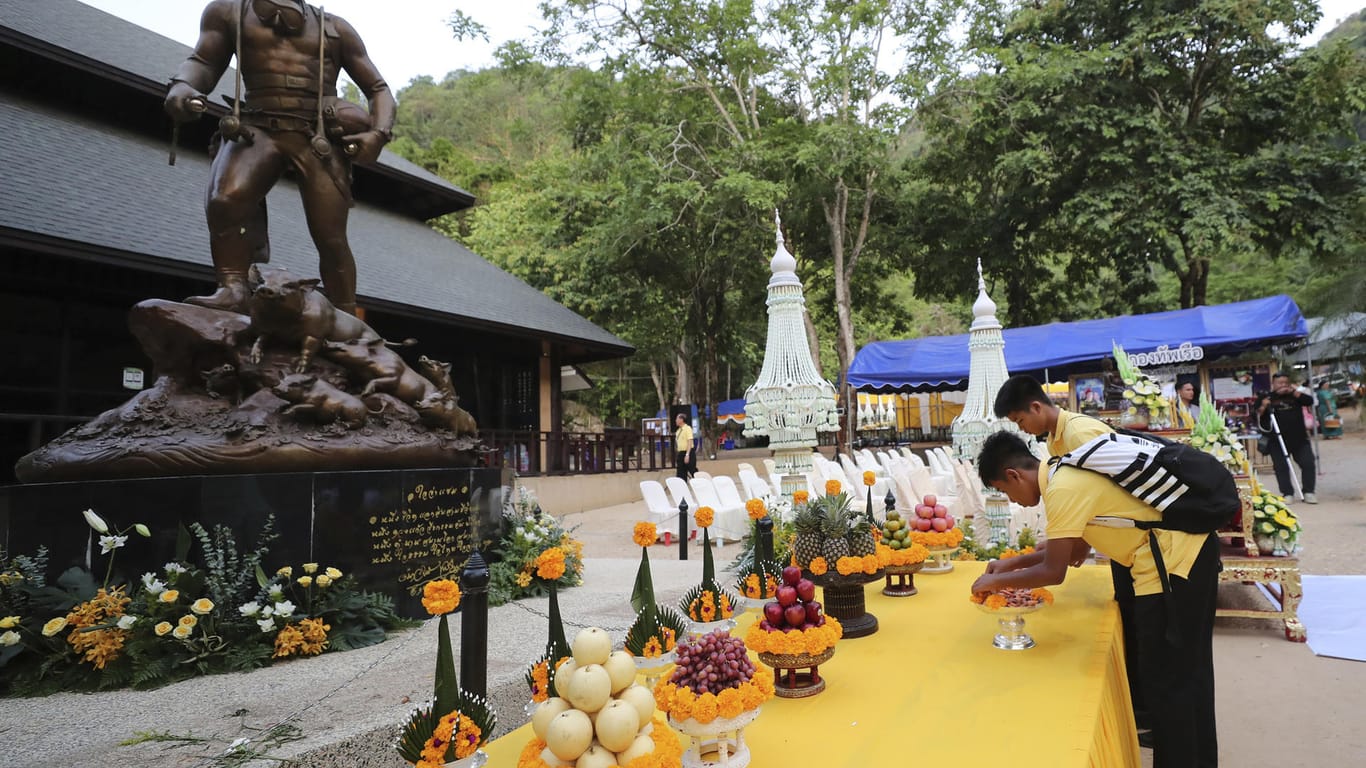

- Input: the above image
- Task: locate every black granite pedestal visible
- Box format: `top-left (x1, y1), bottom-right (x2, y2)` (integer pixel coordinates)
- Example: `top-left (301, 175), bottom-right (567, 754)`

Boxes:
top-left (0, 467), bottom-right (508, 618)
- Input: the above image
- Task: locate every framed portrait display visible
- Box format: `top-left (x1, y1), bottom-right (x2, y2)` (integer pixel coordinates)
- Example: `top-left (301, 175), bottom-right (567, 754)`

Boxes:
top-left (1071, 374), bottom-right (1105, 415)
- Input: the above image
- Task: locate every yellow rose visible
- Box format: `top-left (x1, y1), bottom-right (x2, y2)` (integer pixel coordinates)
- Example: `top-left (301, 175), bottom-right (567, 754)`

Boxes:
top-left (42, 617), bottom-right (68, 636)
top-left (172, 624), bottom-right (193, 639)
top-left (0, 616), bottom-right (18, 629)
top-left (191, 598), bottom-right (215, 615)
top-left (303, 563), bottom-right (319, 574)
top-left (154, 621), bottom-right (173, 636)
top-left (160, 589), bottom-right (180, 603)
top-left (325, 567), bottom-right (343, 580)
top-left (276, 566), bottom-right (292, 578)
top-left (315, 575), bottom-right (332, 588)
top-left (178, 615), bottom-right (197, 627)
top-left (297, 576), bottom-right (313, 587)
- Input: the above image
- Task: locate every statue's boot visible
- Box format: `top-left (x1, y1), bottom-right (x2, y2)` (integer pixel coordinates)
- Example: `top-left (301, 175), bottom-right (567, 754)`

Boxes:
top-left (186, 270), bottom-right (251, 313)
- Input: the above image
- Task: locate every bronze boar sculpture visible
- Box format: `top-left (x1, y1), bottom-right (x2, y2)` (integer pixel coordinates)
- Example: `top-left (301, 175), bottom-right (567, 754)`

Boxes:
top-left (16, 267), bottom-right (480, 482)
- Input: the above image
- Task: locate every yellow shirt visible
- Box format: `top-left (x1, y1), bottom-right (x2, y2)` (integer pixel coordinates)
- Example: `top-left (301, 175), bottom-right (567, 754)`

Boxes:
top-left (675, 423), bottom-right (694, 452)
top-left (1041, 465), bottom-right (1210, 596)
top-left (1046, 409), bottom-right (1112, 457)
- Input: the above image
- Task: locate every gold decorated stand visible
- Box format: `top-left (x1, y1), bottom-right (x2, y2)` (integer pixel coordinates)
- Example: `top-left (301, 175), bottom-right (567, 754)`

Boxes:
top-left (1215, 477), bottom-right (1306, 642)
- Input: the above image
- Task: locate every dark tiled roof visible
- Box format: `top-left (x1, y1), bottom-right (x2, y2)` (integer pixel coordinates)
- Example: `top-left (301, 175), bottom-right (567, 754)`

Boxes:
top-left (0, 92), bottom-right (633, 358)
top-left (0, 0), bottom-right (474, 210)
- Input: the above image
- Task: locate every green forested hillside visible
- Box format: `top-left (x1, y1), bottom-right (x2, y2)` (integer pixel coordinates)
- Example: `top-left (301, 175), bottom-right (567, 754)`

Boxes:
top-left (388, 1), bottom-right (1365, 431)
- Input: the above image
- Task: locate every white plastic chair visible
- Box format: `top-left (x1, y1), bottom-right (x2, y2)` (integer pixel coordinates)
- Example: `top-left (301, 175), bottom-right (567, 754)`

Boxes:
top-left (898, 447), bottom-right (926, 468)
top-left (713, 476), bottom-right (749, 515)
top-left (736, 462), bottom-right (756, 474)
top-left (665, 476), bottom-right (698, 512)
top-left (689, 476), bottom-right (747, 543)
top-left (639, 480), bottom-right (681, 543)
top-left (738, 468), bottom-right (774, 501)
top-left (693, 470), bottom-right (713, 481)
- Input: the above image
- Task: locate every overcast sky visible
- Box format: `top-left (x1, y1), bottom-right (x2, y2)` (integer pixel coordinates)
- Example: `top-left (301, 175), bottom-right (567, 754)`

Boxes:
top-left (79, 0), bottom-right (1362, 93)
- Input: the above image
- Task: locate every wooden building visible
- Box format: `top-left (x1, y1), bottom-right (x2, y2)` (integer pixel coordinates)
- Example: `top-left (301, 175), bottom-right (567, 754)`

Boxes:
top-left (0, 0), bottom-right (634, 483)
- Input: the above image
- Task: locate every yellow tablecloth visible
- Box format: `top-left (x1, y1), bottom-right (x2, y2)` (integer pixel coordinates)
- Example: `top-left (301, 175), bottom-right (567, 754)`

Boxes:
top-left (485, 563), bottom-right (1140, 767)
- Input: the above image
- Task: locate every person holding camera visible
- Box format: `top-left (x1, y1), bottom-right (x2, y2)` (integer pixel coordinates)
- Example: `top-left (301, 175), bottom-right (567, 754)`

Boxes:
top-left (1257, 373), bottom-right (1317, 503)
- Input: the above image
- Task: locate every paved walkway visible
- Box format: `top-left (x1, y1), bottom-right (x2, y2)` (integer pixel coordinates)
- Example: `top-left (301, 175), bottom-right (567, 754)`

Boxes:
top-left (2, 418), bottom-right (1363, 766)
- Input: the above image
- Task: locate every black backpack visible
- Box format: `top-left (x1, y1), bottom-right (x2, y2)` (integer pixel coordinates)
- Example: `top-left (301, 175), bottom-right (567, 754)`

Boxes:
top-left (1046, 429), bottom-right (1240, 534)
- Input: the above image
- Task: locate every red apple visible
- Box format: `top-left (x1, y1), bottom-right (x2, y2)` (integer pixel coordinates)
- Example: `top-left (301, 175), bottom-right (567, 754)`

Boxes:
top-left (943, 514), bottom-right (956, 529)
top-left (916, 504), bottom-right (934, 520)
top-left (933, 504), bottom-right (948, 518)
top-left (923, 494), bottom-right (938, 507)
top-left (781, 566), bottom-right (803, 586)
top-left (777, 585), bottom-right (798, 607)
top-left (763, 602), bottom-right (785, 625)
top-left (795, 579), bottom-right (816, 603)
top-left (784, 604), bottom-right (808, 628)
top-left (804, 601), bottom-right (822, 624)
top-left (915, 517), bottom-right (933, 532)
top-left (931, 517), bottom-right (949, 532)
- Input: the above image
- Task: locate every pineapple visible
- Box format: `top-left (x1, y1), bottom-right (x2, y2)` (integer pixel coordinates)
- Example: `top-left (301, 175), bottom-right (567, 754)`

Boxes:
top-left (848, 517), bottom-right (876, 557)
top-left (814, 508), bottom-right (846, 563)
top-left (792, 502), bottom-right (825, 568)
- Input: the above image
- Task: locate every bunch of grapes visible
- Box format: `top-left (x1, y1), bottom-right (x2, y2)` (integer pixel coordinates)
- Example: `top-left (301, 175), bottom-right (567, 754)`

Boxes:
top-left (668, 629), bottom-right (756, 695)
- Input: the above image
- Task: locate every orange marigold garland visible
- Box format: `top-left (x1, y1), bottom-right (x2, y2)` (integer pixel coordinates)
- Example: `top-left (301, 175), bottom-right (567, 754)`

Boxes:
top-left (653, 667), bottom-right (775, 725)
top-left (908, 527), bottom-right (965, 549)
top-left (516, 716), bottom-right (683, 768)
top-left (744, 615), bottom-right (843, 655)
top-left (808, 556), bottom-right (829, 576)
top-left (633, 521), bottom-right (657, 548)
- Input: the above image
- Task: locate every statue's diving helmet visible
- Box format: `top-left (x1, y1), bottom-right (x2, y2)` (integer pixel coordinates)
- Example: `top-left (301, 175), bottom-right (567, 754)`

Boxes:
top-left (253, 0), bottom-right (307, 34)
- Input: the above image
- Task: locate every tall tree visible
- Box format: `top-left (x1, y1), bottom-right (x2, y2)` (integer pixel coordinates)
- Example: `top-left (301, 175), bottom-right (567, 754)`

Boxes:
top-left (904, 0), bottom-right (1366, 324)
top-left (531, 0), bottom-right (966, 443)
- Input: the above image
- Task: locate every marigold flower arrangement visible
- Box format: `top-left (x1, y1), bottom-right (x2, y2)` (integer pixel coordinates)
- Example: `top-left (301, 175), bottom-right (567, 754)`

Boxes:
top-left (793, 490), bottom-right (810, 505)
top-left (734, 558), bottom-right (782, 601)
top-left (623, 519), bottom-right (688, 661)
top-left (969, 587), bottom-right (1054, 610)
top-left (694, 506), bottom-right (715, 529)
top-left (863, 471), bottom-right (876, 486)
top-left (1, 512), bottom-right (406, 697)
top-left (745, 498), bottom-right (767, 520)
top-left (835, 554), bottom-right (883, 576)
top-left (807, 556), bottom-right (829, 576)
top-left (875, 541), bottom-right (930, 568)
top-left (653, 630), bottom-right (775, 724)
top-left (744, 614), bottom-right (843, 656)
top-left (396, 579), bottom-right (495, 767)
top-left (678, 506), bottom-right (741, 625)
top-left (908, 526), bottom-right (965, 549)
top-left (824, 479), bottom-right (842, 497)
top-left (488, 485), bottom-right (585, 606)
top-left (516, 720), bottom-right (684, 768)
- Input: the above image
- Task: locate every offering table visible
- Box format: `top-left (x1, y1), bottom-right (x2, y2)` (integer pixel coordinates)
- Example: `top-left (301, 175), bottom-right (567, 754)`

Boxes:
top-left (486, 564), bottom-right (1140, 767)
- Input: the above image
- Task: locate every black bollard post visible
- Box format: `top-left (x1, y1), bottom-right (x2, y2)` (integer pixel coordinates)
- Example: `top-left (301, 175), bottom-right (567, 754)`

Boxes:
top-left (459, 550), bottom-right (490, 698)
top-left (756, 515), bottom-right (774, 564)
top-left (678, 499), bottom-right (689, 561)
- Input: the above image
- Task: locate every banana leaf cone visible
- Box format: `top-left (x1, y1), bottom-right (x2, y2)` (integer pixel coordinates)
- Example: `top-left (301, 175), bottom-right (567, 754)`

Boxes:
top-left (434, 613), bottom-right (458, 718)
top-left (701, 526), bottom-right (717, 590)
top-left (631, 544), bottom-right (656, 616)
top-left (545, 582), bottom-right (571, 662)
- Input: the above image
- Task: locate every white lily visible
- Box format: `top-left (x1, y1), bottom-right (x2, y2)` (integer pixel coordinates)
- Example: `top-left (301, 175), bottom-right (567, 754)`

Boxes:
top-left (82, 509), bottom-right (109, 534)
top-left (99, 535), bottom-right (128, 554)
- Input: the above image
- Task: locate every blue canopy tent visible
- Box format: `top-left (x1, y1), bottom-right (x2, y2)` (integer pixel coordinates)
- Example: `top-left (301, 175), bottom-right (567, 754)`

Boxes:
top-left (653, 398), bottom-right (749, 423)
top-left (848, 295), bottom-right (1308, 391)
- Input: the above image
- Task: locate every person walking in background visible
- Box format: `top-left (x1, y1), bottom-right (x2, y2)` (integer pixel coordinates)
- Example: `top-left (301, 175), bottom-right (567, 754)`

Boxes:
top-left (1257, 373), bottom-right (1317, 503)
top-left (1316, 380), bottom-right (1342, 440)
top-left (674, 412), bottom-right (695, 480)
top-left (1172, 381), bottom-right (1201, 429)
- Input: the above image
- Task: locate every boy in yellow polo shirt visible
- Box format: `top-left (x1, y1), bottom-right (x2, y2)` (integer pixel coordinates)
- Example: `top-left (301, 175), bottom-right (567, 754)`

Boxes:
top-left (972, 431), bottom-right (1219, 768)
